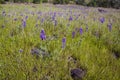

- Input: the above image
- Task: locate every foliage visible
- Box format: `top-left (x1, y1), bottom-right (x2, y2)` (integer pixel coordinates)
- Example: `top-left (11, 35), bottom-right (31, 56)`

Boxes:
top-left (0, 0), bottom-right (5, 4)
top-left (0, 0), bottom-right (120, 9)
top-left (86, 0), bottom-right (120, 9)
top-left (53, 0), bottom-right (69, 4)
top-left (75, 0), bottom-right (85, 5)
top-left (33, 0), bottom-right (42, 3)
top-left (42, 0), bottom-right (48, 3)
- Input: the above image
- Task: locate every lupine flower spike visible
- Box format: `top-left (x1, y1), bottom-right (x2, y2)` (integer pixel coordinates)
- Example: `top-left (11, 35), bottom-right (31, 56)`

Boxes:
top-left (40, 29), bottom-right (46, 40)
top-left (62, 37), bottom-right (66, 49)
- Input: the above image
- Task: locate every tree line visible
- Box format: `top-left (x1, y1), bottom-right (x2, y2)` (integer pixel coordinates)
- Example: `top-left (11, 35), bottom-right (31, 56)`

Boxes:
top-left (0, 0), bottom-right (120, 9)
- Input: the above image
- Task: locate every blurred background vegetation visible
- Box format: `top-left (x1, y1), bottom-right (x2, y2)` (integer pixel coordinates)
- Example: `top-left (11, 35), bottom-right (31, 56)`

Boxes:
top-left (0, 0), bottom-right (120, 8)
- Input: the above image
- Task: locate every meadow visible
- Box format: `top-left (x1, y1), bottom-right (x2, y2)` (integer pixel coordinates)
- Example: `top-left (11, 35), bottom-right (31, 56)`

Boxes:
top-left (0, 4), bottom-right (120, 80)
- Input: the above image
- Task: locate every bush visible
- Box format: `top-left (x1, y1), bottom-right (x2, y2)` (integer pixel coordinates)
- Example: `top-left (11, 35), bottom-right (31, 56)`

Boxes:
top-left (53, 0), bottom-right (69, 4)
top-left (42, 0), bottom-right (48, 3)
top-left (0, 0), bottom-right (5, 4)
top-left (110, 0), bottom-right (120, 9)
top-left (53, 0), bottom-right (60, 4)
top-left (33, 0), bottom-right (42, 3)
top-left (81, 0), bottom-right (120, 9)
top-left (75, 0), bottom-right (84, 5)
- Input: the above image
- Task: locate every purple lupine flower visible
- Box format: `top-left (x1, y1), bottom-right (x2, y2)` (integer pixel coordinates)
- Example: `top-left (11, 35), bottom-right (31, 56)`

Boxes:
top-left (40, 29), bottom-right (46, 40)
top-left (62, 37), bottom-right (66, 48)
top-left (69, 16), bottom-right (73, 21)
top-left (72, 31), bottom-right (75, 38)
top-left (51, 12), bottom-right (56, 21)
top-left (79, 28), bottom-right (83, 35)
top-left (52, 15), bottom-right (55, 21)
top-left (107, 23), bottom-right (112, 32)
top-left (14, 18), bottom-right (17, 21)
top-left (41, 18), bottom-right (44, 23)
top-left (99, 17), bottom-right (105, 23)
top-left (25, 16), bottom-right (28, 20)
top-left (54, 12), bottom-right (56, 16)
top-left (52, 16), bottom-right (55, 21)
top-left (19, 49), bottom-right (23, 53)
top-left (22, 20), bottom-right (26, 27)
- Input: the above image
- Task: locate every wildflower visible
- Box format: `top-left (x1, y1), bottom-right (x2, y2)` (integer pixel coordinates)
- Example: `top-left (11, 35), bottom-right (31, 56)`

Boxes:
top-left (79, 28), bottom-right (83, 35)
top-left (107, 23), bottom-right (112, 31)
top-left (62, 37), bottom-right (66, 48)
top-left (69, 16), bottom-right (73, 21)
top-left (25, 16), bottom-right (28, 20)
top-left (72, 31), bottom-right (75, 38)
top-left (99, 17), bottom-right (105, 23)
top-left (14, 18), bottom-right (17, 21)
top-left (52, 15), bottom-right (56, 21)
top-left (52, 12), bottom-right (56, 21)
top-left (40, 29), bottom-right (46, 40)
top-left (41, 18), bottom-right (44, 23)
top-left (52, 16), bottom-right (55, 21)
top-left (22, 20), bottom-right (26, 27)
top-left (19, 49), bottom-right (23, 53)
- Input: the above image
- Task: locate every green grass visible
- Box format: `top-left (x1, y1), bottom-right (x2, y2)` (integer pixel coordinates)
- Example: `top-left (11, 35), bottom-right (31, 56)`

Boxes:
top-left (0, 4), bottom-right (120, 80)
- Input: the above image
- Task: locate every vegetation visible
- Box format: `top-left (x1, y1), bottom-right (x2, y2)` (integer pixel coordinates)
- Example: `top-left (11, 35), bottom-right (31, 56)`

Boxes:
top-left (0, 0), bottom-right (120, 8)
top-left (53, 0), bottom-right (69, 4)
top-left (0, 4), bottom-right (120, 80)
top-left (86, 0), bottom-right (120, 9)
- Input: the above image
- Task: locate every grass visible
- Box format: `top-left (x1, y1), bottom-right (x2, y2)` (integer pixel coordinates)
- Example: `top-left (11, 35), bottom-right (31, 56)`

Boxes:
top-left (0, 3), bottom-right (120, 80)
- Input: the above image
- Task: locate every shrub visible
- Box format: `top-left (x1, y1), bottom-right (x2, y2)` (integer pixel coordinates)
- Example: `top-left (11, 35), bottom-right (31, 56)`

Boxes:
top-left (33, 0), bottom-right (42, 3)
top-left (75, 0), bottom-right (84, 5)
top-left (53, 0), bottom-right (69, 4)
top-left (42, 0), bottom-right (48, 3)
top-left (86, 0), bottom-right (120, 9)
top-left (0, 0), bottom-right (5, 4)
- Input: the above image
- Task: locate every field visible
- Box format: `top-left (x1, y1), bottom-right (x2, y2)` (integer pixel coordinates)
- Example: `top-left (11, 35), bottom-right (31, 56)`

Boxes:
top-left (0, 4), bottom-right (120, 80)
